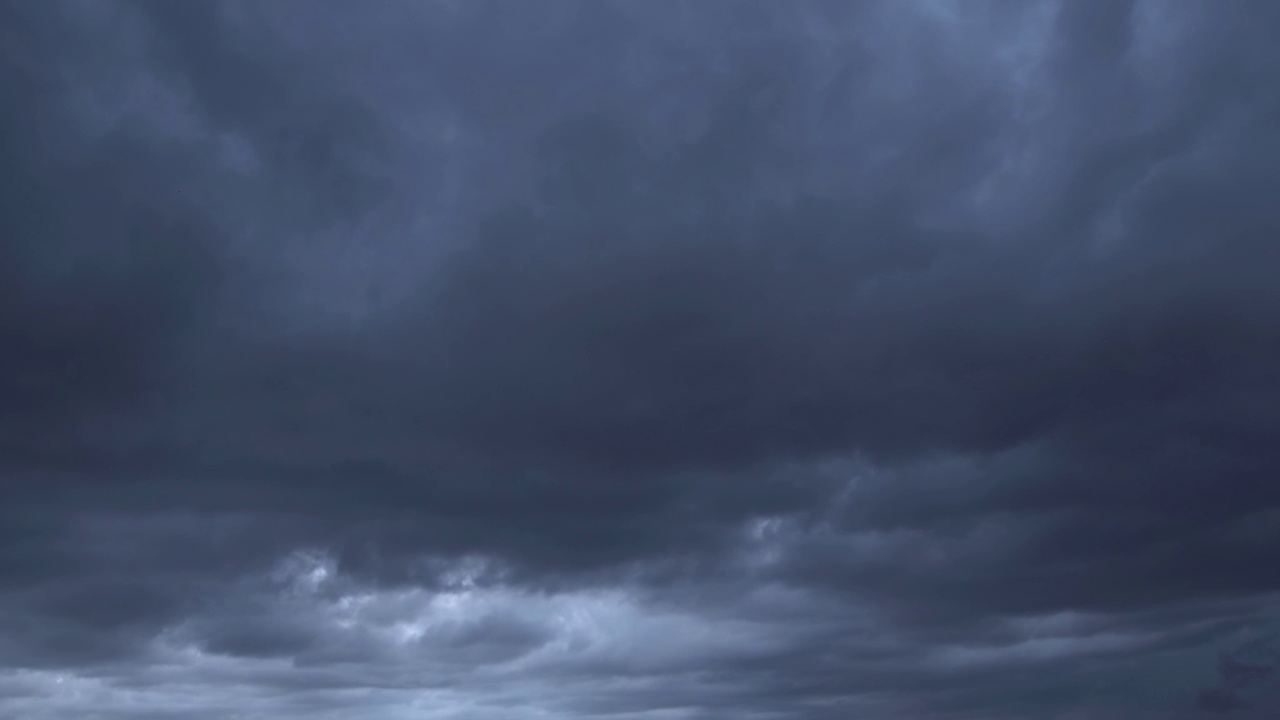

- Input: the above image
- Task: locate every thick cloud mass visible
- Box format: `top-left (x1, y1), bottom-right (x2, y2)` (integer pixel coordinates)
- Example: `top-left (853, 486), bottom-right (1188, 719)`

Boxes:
top-left (3, 1), bottom-right (1280, 718)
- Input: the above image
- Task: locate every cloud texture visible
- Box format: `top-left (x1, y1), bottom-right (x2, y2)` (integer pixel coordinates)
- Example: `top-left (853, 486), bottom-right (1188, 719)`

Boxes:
top-left (2, 1), bottom-right (1279, 718)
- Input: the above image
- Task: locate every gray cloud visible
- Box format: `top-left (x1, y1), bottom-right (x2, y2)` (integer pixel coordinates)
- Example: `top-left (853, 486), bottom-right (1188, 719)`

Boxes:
top-left (2, 1), bottom-right (1280, 718)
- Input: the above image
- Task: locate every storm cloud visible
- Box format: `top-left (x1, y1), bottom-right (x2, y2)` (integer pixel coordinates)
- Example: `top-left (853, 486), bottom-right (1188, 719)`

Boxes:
top-left (2, 1), bottom-right (1279, 718)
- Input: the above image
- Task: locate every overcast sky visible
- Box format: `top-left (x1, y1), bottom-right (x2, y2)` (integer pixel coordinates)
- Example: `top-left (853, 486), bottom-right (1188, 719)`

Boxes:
top-left (3, 1), bottom-right (1280, 718)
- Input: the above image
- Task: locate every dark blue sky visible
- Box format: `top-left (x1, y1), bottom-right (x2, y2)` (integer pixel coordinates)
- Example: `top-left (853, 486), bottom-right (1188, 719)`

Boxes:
top-left (2, 1), bottom-right (1279, 718)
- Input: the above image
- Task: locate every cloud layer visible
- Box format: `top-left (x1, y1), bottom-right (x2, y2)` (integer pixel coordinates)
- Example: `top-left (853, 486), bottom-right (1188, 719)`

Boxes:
top-left (2, 1), bottom-right (1279, 718)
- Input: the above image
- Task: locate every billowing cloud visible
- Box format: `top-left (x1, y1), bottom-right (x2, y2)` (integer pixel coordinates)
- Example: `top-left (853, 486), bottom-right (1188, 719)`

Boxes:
top-left (2, 1), bottom-right (1279, 718)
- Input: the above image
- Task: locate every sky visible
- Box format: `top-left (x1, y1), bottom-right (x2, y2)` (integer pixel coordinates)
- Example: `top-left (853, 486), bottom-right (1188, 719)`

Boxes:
top-left (2, 1), bottom-right (1279, 718)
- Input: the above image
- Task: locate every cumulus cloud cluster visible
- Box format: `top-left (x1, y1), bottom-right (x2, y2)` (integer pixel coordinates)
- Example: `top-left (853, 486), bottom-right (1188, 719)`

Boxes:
top-left (2, 1), bottom-right (1279, 718)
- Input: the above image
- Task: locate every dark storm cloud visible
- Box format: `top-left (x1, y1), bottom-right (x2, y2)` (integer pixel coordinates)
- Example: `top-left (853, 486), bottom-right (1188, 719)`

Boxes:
top-left (0, 3), bottom-right (221, 454)
top-left (2, 1), bottom-right (1280, 718)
